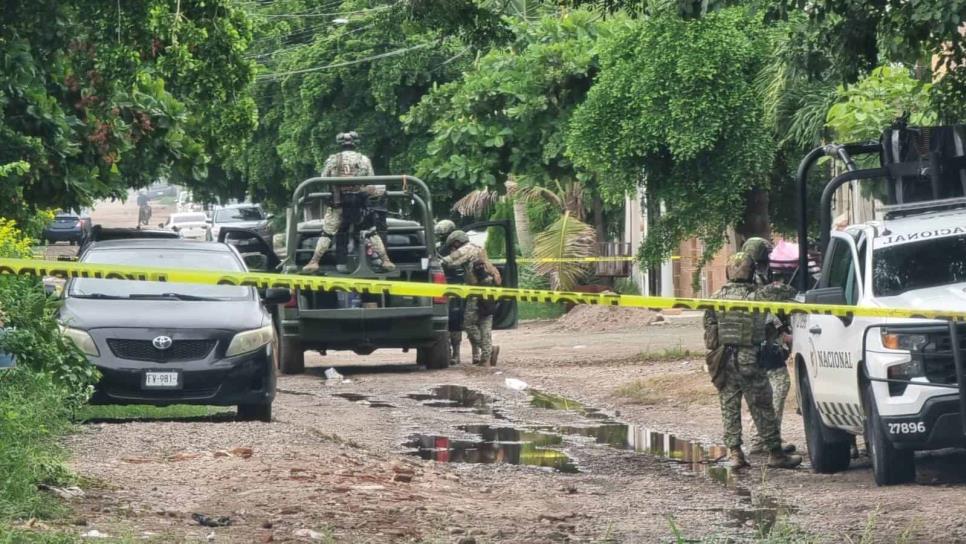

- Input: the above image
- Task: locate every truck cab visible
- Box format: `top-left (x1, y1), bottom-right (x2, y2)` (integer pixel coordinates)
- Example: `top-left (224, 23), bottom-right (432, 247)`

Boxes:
top-left (792, 125), bottom-right (966, 485)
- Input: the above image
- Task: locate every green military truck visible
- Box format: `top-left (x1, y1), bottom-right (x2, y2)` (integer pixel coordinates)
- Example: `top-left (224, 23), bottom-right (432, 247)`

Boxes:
top-left (222, 175), bottom-right (517, 374)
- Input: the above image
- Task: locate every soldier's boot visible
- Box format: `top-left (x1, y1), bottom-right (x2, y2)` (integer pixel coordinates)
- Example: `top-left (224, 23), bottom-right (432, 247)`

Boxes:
top-left (367, 234), bottom-right (395, 272)
top-left (750, 442), bottom-right (796, 455)
top-left (449, 334), bottom-right (461, 366)
top-left (729, 447), bottom-right (750, 469)
top-left (489, 345), bottom-right (500, 366)
top-left (767, 448), bottom-right (803, 469)
top-left (302, 234), bottom-right (332, 273)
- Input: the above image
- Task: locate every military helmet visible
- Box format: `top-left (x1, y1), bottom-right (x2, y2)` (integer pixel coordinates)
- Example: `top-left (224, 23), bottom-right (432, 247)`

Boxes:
top-left (741, 237), bottom-right (773, 264)
top-left (434, 219), bottom-right (456, 238)
top-left (446, 230), bottom-right (469, 249)
top-left (336, 131), bottom-right (360, 147)
top-left (726, 252), bottom-right (756, 282)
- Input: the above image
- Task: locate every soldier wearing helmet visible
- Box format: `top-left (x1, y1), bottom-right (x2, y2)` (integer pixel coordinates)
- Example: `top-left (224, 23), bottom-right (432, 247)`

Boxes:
top-left (740, 237), bottom-right (798, 455)
top-left (704, 251), bottom-right (802, 470)
top-left (441, 230), bottom-right (502, 366)
top-left (302, 131), bottom-right (395, 273)
top-left (435, 219), bottom-right (464, 365)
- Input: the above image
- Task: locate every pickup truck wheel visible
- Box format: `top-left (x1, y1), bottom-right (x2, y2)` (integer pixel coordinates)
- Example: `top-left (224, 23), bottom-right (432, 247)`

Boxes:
top-left (237, 402), bottom-right (272, 422)
top-left (278, 335), bottom-right (305, 375)
top-left (419, 333), bottom-right (449, 370)
top-left (799, 372), bottom-right (851, 473)
top-left (863, 383), bottom-right (915, 486)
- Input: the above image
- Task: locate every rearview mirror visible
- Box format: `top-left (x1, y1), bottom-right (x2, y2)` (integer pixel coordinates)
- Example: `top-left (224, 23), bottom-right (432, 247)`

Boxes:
top-left (804, 286), bottom-right (846, 306)
top-left (262, 287), bottom-right (291, 305)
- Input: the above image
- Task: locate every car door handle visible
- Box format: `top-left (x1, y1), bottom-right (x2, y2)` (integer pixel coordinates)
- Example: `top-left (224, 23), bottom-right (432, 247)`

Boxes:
top-left (809, 326), bottom-right (822, 335)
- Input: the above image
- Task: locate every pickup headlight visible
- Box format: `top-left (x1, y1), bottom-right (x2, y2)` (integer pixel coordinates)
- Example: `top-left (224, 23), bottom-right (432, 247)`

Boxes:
top-left (880, 330), bottom-right (928, 351)
top-left (60, 326), bottom-right (99, 356)
top-left (225, 325), bottom-right (274, 357)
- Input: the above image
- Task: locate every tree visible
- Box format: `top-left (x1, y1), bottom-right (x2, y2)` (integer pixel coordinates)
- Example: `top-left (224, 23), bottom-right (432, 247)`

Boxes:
top-left (566, 7), bottom-right (774, 267)
top-left (0, 0), bottom-right (256, 221)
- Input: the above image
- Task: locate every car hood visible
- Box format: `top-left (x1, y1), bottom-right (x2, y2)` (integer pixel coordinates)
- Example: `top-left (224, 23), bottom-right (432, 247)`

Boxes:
top-left (59, 298), bottom-right (267, 331)
top-left (875, 283), bottom-right (966, 312)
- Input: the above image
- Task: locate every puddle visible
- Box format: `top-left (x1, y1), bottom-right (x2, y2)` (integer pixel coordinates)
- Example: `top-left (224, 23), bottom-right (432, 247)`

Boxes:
top-left (332, 393), bottom-right (395, 408)
top-left (406, 385), bottom-right (508, 420)
top-left (404, 424), bottom-right (579, 473)
top-left (529, 390), bottom-right (610, 420)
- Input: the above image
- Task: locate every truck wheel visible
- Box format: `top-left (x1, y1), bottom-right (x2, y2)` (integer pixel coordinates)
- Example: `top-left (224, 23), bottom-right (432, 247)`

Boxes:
top-left (418, 332), bottom-right (449, 370)
top-left (278, 335), bottom-right (305, 375)
top-left (237, 402), bottom-right (272, 422)
top-left (863, 383), bottom-right (915, 486)
top-left (799, 372), bottom-right (851, 473)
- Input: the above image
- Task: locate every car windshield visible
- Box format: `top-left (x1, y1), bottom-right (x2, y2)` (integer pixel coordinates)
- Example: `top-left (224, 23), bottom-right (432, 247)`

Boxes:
top-left (172, 213), bottom-right (206, 224)
top-left (873, 235), bottom-right (966, 297)
top-left (214, 207), bottom-right (262, 223)
top-left (70, 248), bottom-right (250, 300)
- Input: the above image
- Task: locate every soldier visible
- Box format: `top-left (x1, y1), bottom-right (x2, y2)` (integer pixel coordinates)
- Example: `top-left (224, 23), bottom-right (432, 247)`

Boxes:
top-left (440, 230), bottom-right (501, 366)
top-left (704, 252), bottom-right (802, 470)
top-left (435, 220), bottom-right (464, 365)
top-left (302, 131), bottom-right (395, 273)
top-left (742, 237), bottom-right (798, 454)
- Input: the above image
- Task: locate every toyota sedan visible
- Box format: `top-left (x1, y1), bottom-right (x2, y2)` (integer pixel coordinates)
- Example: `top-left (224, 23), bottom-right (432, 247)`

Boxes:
top-left (58, 239), bottom-right (289, 421)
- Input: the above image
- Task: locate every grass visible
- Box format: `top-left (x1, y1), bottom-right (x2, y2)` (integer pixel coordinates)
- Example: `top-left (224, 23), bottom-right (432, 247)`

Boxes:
top-left (637, 345), bottom-right (695, 363)
top-left (74, 404), bottom-right (231, 422)
top-left (613, 371), bottom-right (714, 407)
top-left (518, 301), bottom-right (567, 321)
top-left (668, 514), bottom-right (818, 543)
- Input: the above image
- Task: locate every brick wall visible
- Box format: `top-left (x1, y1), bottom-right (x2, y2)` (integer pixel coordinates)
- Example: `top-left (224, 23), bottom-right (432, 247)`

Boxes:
top-left (673, 235), bottom-right (736, 298)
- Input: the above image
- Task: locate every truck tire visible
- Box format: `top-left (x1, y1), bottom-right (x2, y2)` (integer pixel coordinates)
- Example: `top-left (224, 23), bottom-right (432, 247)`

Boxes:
top-left (237, 402), bottom-right (272, 422)
top-left (863, 383), bottom-right (915, 486)
top-left (418, 332), bottom-right (449, 370)
top-left (799, 371), bottom-right (851, 473)
top-left (278, 335), bottom-right (305, 375)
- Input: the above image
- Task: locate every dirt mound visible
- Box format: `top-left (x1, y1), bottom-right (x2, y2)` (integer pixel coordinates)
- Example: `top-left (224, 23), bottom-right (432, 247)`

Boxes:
top-left (552, 304), bottom-right (657, 332)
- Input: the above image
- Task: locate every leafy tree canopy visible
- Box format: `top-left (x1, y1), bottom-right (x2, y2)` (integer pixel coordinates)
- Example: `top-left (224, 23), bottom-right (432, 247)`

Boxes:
top-left (566, 7), bottom-right (774, 264)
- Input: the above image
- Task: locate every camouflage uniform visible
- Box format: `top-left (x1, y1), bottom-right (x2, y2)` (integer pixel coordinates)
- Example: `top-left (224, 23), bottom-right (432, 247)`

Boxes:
top-left (435, 220), bottom-right (463, 365)
top-left (304, 150), bottom-right (393, 270)
top-left (750, 281), bottom-right (797, 451)
top-left (704, 282), bottom-right (781, 452)
top-left (441, 242), bottom-right (501, 365)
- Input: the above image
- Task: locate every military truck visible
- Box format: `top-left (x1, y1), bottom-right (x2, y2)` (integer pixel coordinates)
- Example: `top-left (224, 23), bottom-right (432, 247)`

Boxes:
top-left (221, 176), bottom-right (517, 374)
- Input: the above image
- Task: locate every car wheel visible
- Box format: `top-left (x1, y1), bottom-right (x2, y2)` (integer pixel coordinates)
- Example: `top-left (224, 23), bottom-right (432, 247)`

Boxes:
top-left (799, 371), bottom-right (852, 473)
top-left (418, 332), bottom-right (449, 370)
top-left (278, 334), bottom-right (304, 375)
top-left (863, 382), bottom-right (915, 486)
top-left (237, 402), bottom-right (272, 422)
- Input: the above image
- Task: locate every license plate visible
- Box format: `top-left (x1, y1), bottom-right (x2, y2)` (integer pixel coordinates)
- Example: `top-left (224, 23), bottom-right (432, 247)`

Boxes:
top-left (143, 371), bottom-right (180, 389)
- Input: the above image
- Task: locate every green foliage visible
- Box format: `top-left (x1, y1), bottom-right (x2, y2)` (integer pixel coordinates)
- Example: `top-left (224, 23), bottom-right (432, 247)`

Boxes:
top-left (0, 0), bottom-right (255, 222)
top-left (567, 8), bottom-right (774, 265)
top-left (532, 211), bottom-right (596, 290)
top-left (826, 65), bottom-right (936, 142)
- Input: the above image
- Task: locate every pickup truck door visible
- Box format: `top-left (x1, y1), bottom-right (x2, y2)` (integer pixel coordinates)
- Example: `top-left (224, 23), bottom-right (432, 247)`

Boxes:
top-left (462, 220), bottom-right (519, 330)
top-left (218, 227), bottom-right (281, 272)
top-left (804, 233), bottom-right (868, 430)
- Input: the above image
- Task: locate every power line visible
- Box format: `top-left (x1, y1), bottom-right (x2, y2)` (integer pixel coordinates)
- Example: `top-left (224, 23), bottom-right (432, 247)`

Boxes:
top-left (261, 3), bottom-right (395, 18)
top-left (255, 41), bottom-right (434, 80)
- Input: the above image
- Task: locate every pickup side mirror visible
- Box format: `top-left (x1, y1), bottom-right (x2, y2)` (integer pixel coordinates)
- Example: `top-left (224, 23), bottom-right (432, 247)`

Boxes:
top-left (804, 286), bottom-right (846, 305)
top-left (243, 253), bottom-right (268, 270)
top-left (158, 222), bottom-right (165, 228)
top-left (265, 213), bottom-right (274, 221)
top-left (262, 287), bottom-right (291, 305)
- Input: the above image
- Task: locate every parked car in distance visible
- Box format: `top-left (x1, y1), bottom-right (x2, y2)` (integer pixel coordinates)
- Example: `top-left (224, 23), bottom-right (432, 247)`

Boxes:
top-left (145, 182), bottom-right (178, 200)
top-left (160, 212), bottom-right (209, 241)
top-left (58, 239), bottom-right (290, 421)
top-left (209, 204), bottom-right (272, 241)
top-left (43, 211), bottom-right (92, 245)
top-left (177, 190), bottom-right (204, 213)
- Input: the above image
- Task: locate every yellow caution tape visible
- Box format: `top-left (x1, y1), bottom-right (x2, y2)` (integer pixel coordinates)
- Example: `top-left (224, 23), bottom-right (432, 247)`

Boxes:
top-left (2, 257), bottom-right (964, 321)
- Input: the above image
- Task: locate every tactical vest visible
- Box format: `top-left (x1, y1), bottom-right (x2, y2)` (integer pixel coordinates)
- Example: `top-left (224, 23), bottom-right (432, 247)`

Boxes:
top-left (714, 283), bottom-right (765, 348)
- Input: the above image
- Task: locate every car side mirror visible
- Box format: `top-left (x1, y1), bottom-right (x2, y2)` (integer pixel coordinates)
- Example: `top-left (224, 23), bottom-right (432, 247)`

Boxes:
top-left (158, 222), bottom-right (165, 228)
top-left (243, 253), bottom-right (268, 270)
top-left (804, 286), bottom-right (846, 305)
top-left (265, 213), bottom-right (274, 221)
top-left (262, 287), bottom-right (291, 305)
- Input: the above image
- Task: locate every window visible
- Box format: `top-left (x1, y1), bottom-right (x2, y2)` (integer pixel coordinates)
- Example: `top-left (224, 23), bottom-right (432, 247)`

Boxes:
top-left (825, 239), bottom-right (861, 305)
top-left (873, 235), bottom-right (966, 297)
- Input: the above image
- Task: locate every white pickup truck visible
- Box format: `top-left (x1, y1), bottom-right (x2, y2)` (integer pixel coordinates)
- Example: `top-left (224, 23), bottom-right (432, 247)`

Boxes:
top-left (791, 126), bottom-right (966, 486)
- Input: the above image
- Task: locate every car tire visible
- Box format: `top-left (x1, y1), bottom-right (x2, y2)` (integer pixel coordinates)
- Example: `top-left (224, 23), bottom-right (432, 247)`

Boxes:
top-left (799, 371), bottom-right (852, 473)
top-left (863, 382), bottom-right (915, 486)
top-left (237, 402), bottom-right (272, 422)
top-left (278, 334), bottom-right (304, 375)
top-left (419, 332), bottom-right (449, 370)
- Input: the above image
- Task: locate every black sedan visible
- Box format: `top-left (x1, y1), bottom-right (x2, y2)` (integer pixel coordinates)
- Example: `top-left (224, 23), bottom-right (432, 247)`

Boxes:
top-left (43, 211), bottom-right (92, 245)
top-left (58, 239), bottom-right (289, 421)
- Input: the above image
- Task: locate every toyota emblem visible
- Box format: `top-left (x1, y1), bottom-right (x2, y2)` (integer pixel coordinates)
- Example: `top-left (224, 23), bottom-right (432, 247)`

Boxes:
top-left (152, 336), bottom-right (173, 350)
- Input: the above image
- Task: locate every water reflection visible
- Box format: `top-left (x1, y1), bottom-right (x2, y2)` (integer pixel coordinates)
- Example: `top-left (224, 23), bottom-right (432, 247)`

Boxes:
top-left (407, 385), bottom-right (508, 419)
top-left (332, 392), bottom-right (395, 408)
top-left (405, 424), bottom-right (579, 473)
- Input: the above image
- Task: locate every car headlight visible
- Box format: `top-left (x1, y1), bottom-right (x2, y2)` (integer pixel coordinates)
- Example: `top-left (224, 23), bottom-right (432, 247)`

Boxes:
top-left (225, 325), bottom-right (274, 357)
top-left (60, 326), bottom-right (99, 356)
top-left (880, 330), bottom-right (929, 351)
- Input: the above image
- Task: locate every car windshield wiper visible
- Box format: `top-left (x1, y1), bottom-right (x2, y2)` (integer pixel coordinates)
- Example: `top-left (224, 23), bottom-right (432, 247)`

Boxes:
top-left (71, 293), bottom-right (129, 300)
top-left (128, 293), bottom-right (219, 301)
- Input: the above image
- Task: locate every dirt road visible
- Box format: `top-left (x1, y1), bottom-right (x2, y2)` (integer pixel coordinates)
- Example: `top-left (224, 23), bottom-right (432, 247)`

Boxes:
top-left (56, 312), bottom-right (966, 543)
